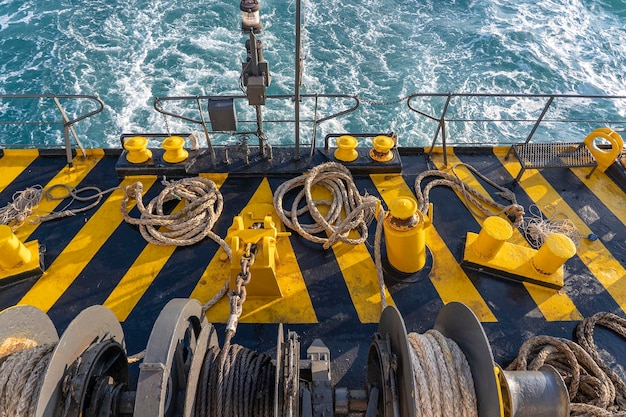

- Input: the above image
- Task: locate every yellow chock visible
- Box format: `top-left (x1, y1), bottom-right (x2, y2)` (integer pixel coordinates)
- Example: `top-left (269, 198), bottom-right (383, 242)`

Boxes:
top-left (532, 233), bottom-right (577, 275)
top-left (463, 218), bottom-right (571, 290)
top-left (472, 216), bottom-right (513, 260)
top-left (124, 136), bottom-right (152, 164)
top-left (226, 207), bottom-right (290, 297)
top-left (162, 136), bottom-right (189, 163)
top-left (334, 135), bottom-right (359, 162)
top-left (383, 197), bottom-right (431, 273)
top-left (584, 127), bottom-right (624, 173)
top-left (369, 135), bottom-right (395, 162)
top-left (0, 225), bottom-right (43, 282)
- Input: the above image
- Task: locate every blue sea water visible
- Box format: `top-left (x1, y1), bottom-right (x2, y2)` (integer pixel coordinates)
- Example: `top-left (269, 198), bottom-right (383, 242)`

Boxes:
top-left (1, 0), bottom-right (625, 147)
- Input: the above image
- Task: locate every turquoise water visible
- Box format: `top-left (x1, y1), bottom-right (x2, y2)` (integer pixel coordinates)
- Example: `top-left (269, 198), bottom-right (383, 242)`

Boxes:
top-left (1, 0), bottom-right (625, 147)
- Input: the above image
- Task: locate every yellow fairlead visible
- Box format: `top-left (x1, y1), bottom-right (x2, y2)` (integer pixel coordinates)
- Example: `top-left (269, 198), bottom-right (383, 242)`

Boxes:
top-left (162, 136), bottom-right (189, 163)
top-left (123, 136), bottom-right (152, 164)
top-left (383, 197), bottom-right (431, 273)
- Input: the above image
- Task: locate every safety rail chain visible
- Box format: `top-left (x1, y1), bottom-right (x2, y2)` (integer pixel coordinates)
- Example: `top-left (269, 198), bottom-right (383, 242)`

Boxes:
top-left (0, 94), bottom-right (105, 167)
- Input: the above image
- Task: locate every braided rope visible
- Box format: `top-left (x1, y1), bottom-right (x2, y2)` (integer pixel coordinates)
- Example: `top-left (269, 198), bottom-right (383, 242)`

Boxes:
top-left (273, 162), bottom-right (377, 250)
top-left (414, 163), bottom-right (524, 227)
top-left (408, 329), bottom-right (478, 417)
top-left (121, 176), bottom-right (232, 312)
top-left (274, 162), bottom-right (388, 310)
top-left (0, 344), bottom-right (55, 417)
top-left (508, 312), bottom-right (626, 416)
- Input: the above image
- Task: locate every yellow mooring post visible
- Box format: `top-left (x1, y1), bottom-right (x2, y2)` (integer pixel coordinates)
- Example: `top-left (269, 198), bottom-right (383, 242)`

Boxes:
top-left (162, 136), bottom-right (189, 163)
top-left (471, 216), bottom-right (513, 260)
top-left (383, 197), bottom-right (430, 273)
top-left (0, 225), bottom-right (43, 282)
top-left (334, 135), bottom-right (358, 162)
top-left (369, 135), bottom-right (395, 162)
top-left (123, 136), bottom-right (152, 164)
top-left (532, 233), bottom-right (577, 276)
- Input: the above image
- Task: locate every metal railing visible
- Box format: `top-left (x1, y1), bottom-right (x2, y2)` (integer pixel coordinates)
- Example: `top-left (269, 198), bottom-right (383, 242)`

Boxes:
top-left (0, 94), bottom-right (105, 166)
top-left (406, 93), bottom-right (626, 165)
top-left (154, 93), bottom-right (360, 160)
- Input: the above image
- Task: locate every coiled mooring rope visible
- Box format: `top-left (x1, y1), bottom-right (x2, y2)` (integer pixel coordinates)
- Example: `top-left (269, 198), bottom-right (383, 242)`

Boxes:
top-left (194, 337), bottom-right (275, 417)
top-left (414, 163), bottom-right (524, 227)
top-left (273, 162), bottom-right (378, 249)
top-left (408, 329), bottom-right (478, 417)
top-left (273, 162), bottom-right (388, 309)
top-left (0, 344), bottom-right (55, 417)
top-left (0, 186), bottom-right (42, 226)
top-left (121, 176), bottom-right (233, 312)
top-left (508, 312), bottom-right (626, 417)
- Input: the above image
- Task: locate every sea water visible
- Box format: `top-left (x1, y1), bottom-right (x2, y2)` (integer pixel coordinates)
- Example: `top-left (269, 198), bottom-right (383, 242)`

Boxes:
top-left (1, 0), bottom-right (625, 148)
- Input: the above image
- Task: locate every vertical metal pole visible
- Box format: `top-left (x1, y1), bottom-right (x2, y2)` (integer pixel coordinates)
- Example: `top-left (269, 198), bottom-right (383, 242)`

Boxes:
top-left (427, 94), bottom-right (452, 166)
top-left (294, 0), bottom-right (302, 160)
top-left (505, 95), bottom-right (554, 160)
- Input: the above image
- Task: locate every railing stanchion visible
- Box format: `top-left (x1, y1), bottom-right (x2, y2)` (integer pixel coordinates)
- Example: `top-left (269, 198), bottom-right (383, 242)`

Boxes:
top-left (196, 97), bottom-right (216, 166)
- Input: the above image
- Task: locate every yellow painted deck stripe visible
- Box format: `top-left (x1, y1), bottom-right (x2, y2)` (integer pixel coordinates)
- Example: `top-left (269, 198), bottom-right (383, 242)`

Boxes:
top-left (18, 176), bottom-right (157, 312)
top-left (0, 149), bottom-right (39, 193)
top-left (307, 183), bottom-right (395, 323)
top-left (370, 173), bottom-right (496, 322)
top-left (570, 167), bottom-right (626, 226)
top-left (434, 154), bottom-right (582, 321)
top-left (195, 178), bottom-right (318, 324)
top-left (105, 173), bottom-right (228, 321)
top-left (495, 148), bottom-right (626, 312)
top-left (15, 151), bottom-right (104, 241)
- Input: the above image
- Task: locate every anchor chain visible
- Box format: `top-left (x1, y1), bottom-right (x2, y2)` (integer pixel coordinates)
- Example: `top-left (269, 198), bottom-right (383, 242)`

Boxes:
top-left (225, 242), bottom-right (257, 338)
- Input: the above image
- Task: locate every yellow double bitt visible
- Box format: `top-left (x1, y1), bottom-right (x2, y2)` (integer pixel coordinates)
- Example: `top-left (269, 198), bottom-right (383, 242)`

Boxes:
top-left (584, 127), bottom-right (624, 173)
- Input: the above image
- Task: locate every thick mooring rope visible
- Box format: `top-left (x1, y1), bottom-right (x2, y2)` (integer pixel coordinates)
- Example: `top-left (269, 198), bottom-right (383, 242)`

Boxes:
top-left (122, 176), bottom-right (232, 312)
top-left (508, 312), bottom-right (626, 417)
top-left (408, 329), bottom-right (478, 417)
top-left (273, 162), bottom-right (378, 249)
top-left (414, 163), bottom-right (524, 227)
top-left (0, 344), bottom-right (55, 417)
top-left (273, 162), bottom-right (387, 309)
top-left (195, 336), bottom-right (275, 417)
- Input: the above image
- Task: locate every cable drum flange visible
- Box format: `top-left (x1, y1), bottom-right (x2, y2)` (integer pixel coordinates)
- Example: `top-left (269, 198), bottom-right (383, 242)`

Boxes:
top-left (134, 298), bottom-right (206, 417)
top-left (0, 305), bottom-right (58, 358)
top-left (36, 305), bottom-right (125, 417)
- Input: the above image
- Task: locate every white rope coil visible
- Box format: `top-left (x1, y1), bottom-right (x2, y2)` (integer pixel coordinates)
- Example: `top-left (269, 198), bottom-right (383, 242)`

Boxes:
top-left (0, 186), bottom-right (43, 227)
top-left (521, 204), bottom-right (581, 249)
top-left (408, 329), bottom-right (477, 417)
top-left (273, 162), bottom-right (378, 250)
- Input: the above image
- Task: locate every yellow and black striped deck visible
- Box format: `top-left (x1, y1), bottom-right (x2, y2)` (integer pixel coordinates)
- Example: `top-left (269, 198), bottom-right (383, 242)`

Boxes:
top-left (1, 146), bottom-right (625, 387)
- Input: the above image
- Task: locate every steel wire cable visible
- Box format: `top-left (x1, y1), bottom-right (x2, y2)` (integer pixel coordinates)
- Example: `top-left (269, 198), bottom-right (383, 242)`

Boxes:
top-left (194, 337), bottom-right (275, 417)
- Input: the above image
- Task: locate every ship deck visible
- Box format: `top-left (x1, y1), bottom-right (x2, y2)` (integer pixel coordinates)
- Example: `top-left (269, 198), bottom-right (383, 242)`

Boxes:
top-left (1, 145), bottom-right (625, 390)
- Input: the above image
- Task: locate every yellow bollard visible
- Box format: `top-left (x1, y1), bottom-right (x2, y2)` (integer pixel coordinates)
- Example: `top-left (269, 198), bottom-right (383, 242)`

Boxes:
top-left (472, 216), bottom-right (513, 260)
top-left (369, 135), bottom-right (395, 162)
top-left (383, 197), bottom-right (429, 273)
top-left (532, 233), bottom-right (577, 275)
top-left (124, 136), bottom-right (152, 164)
top-left (0, 225), bottom-right (32, 269)
top-left (334, 135), bottom-right (359, 162)
top-left (162, 136), bottom-right (189, 163)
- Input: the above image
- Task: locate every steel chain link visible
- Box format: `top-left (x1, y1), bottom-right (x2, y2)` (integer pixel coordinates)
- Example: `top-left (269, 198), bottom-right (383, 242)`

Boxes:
top-left (225, 242), bottom-right (257, 334)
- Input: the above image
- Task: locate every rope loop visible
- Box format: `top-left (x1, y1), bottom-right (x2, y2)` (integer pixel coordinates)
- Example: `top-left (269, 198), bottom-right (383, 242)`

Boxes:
top-left (274, 162), bottom-right (377, 249)
top-left (414, 163), bottom-right (524, 227)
